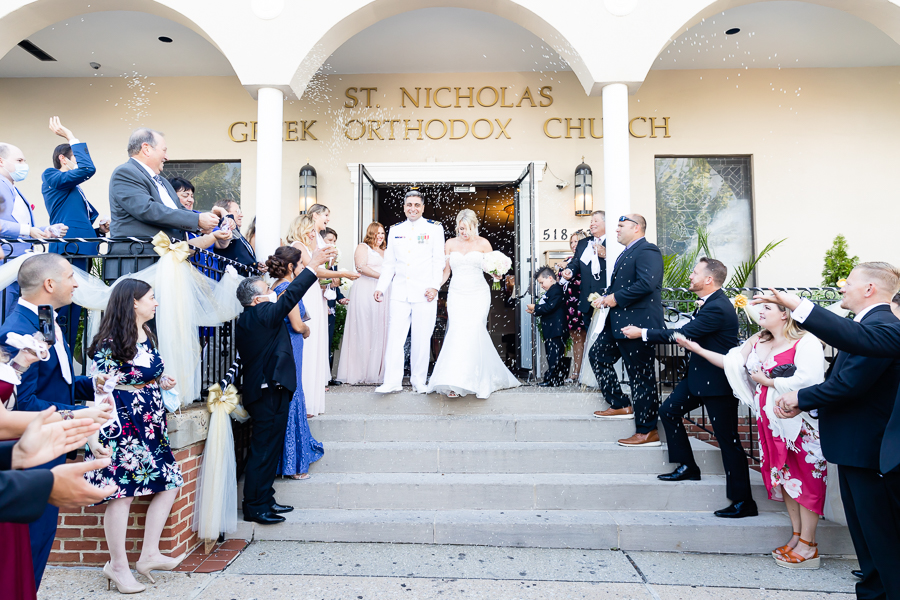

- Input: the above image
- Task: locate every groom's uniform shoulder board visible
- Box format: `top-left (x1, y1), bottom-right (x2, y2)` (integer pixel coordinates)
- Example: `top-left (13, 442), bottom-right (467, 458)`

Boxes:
top-left (426, 219), bottom-right (440, 225)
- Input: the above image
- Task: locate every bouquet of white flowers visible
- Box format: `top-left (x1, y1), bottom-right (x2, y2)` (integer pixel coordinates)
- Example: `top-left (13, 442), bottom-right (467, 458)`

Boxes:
top-left (482, 251), bottom-right (512, 290)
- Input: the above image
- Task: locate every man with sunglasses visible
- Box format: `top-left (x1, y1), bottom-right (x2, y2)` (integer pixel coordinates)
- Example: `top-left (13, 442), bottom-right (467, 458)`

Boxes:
top-left (590, 214), bottom-right (665, 447)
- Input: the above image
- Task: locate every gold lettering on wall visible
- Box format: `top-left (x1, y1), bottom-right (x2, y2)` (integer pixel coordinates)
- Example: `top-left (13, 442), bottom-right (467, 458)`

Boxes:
top-left (401, 87), bottom-right (420, 108)
top-left (344, 88), bottom-right (358, 108)
top-left (499, 87), bottom-right (514, 108)
top-left (344, 119), bottom-right (366, 140)
top-left (228, 121), bottom-right (248, 142)
top-left (285, 121), bottom-right (298, 141)
top-left (472, 118), bottom-right (494, 139)
top-left (425, 119), bottom-right (447, 139)
top-left (449, 119), bottom-right (469, 139)
top-left (649, 116), bottom-right (671, 138)
top-left (589, 118), bottom-right (602, 139)
top-left (539, 86), bottom-right (553, 107)
top-left (565, 118), bottom-right (585, 139)
top-left (543, 117), bottom-right (562, 139)
top-left (629, 117), bottom-right (647, 138)
top-left (404, 119), bottom-right (424, 140)
top-left (455, 87), bottom-right (474, 108)
top-left (359, 87), bottom-right (377, 108)
top-left (495, 118), bottom-right (512, 139)
top-left (476, 86), bottom-right (499, 108)
top-left (433, 87), bottom-right (452, 109)
top-left (517, 87), bottom-right (536, 107)
top-left (367, 120), bottom-right (384, 140)
top-left (301, 120), bottom-right (317, 140)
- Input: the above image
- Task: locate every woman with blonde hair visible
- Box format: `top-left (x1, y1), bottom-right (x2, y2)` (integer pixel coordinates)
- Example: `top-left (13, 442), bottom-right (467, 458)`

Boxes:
top-left (425, 209), bottom-right (519, 398)
top-left (336, 222), bottom-right (390, 384)
top-left (285, 215), bottom-right (357, 415)
top-left (678, 300), bottom-right (827, 569)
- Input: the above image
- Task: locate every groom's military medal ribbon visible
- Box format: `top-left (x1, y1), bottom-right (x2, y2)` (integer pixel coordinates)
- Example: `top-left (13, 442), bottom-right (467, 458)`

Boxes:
top-left (417, 234), bottom-right (430, 244)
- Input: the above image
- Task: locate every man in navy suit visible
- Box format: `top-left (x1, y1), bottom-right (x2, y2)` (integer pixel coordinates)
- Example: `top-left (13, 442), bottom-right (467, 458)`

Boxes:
top-left (561, 210), bottom-right (607, 320)
top-left (0, 141), bottom-right (65, 317)
top-left (622, 257), bottom-right (756, 518)
top-left (527, 266), bottom-right (568, 386)
top-left (0, 253), bottom-right (109, 589)
top-left (41, 118), bottom-right (110, 347)
top-left (771, 263), bottom-right (900, 599)
top-left (107, 128), bottom-right (219, 278)
top-left (591, 214), bottom-right (665, 447)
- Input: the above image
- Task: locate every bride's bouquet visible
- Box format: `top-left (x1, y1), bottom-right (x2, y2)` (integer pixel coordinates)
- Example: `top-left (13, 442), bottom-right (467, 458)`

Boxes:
top-left (482, 251), bottom-right (512, 290)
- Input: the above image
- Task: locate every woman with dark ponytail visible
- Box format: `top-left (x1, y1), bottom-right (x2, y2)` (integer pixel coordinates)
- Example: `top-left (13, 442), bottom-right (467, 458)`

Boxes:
top-left (266, 246), bottom-right (324, 480)
top-left (83, 279), bottom-right (185, 593)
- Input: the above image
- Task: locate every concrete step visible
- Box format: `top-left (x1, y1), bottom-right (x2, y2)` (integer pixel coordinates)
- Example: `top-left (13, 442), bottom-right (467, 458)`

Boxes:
top-left (244, 472), bottom-right (779, 512)
top-left (320, 388), bottom-right (605, 416)
top-left (307, 439), bottom-right (724, 474)
top-left (228, 509), bottom-right (854, 555)
top-left (309, 414), bottom-right (640, 442)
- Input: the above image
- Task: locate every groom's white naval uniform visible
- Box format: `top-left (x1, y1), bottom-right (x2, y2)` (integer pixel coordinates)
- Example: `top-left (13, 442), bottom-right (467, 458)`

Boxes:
top-left (375, 217), bottom-right (445, 393)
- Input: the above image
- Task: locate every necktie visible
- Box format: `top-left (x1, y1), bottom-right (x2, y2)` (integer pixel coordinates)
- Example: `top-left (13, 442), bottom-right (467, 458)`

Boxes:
top-left (54, 324), bottom-right (72, 384)
top-left (76, 186), bottom-right (92, 218)
top-left (152, 173), bottom-right (166, 187)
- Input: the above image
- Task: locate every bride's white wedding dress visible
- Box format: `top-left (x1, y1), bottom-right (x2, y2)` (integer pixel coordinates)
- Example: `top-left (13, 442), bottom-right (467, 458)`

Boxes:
top-left (427, 251), bottom-right (520, 398)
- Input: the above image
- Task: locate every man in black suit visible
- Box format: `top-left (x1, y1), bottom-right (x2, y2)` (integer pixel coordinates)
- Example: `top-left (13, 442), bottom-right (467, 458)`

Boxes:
top-left (591, 214), bottom-right (665, 447)
top-left (561, 210), bottom-right (607, 319)
top-left (235, 244), bottom-right (335, 524)
top-left (527, 267), bottom-right (568, 386)
top-left (770, 262), bottom-right (900, 599)
top-left (107, 128), bottom-right (219, 277)
top-left (622, 257), bottom-right (756, 518)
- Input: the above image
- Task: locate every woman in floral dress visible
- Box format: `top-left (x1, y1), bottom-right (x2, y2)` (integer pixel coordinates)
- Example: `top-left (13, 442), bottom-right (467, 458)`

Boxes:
top-left (83, 280), bottom-right (186, 593)
top-left (678, 301), bottom-right (826, 569)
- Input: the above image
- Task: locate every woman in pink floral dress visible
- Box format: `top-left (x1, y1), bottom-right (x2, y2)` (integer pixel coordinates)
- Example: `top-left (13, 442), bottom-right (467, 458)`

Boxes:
top-left (678, 301), bottom-right (826, 569)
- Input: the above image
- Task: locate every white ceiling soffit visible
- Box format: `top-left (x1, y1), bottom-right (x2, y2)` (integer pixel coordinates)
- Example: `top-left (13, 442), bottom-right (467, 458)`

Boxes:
top-left (0, 11), bottom-right (235, 78)
top-left (322, 8), bottom-right (571, 75)
top-left (654, 0), bottom-right (900, 70)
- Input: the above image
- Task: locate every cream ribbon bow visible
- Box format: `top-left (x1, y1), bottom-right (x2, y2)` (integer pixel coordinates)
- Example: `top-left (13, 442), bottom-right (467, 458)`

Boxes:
top-left (151, 231), bottom-right (191, 263)
top-left (206, 383), bottom-right (249, 420)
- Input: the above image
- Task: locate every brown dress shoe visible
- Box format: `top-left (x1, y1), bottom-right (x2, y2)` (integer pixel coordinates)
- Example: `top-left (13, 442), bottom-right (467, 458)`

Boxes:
top-left (593, 406), bottom-right (634, 419)
top-left (617, 430), bottom-right (661, 447)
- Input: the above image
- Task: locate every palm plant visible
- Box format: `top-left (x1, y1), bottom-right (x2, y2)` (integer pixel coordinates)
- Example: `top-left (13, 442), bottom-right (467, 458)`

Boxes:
top-left (726, 238), bottom-right (786, 289)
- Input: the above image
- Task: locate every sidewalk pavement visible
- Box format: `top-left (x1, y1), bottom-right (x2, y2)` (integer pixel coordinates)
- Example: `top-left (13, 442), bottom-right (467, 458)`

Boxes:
top-left (39, 541), bottom-right (859, 599)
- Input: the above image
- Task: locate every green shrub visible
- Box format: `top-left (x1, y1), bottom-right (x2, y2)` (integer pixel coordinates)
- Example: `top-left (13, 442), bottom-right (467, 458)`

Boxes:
top-left (821, 234), bottom-right (858, 287)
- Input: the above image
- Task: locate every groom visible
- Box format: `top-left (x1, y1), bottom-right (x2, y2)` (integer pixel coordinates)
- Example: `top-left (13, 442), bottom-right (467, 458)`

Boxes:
top-left (374, 190), bottom-right (445, 393)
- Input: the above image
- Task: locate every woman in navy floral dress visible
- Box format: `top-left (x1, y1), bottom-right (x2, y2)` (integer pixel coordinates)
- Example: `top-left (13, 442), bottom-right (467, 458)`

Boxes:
top-left (266, 246), bottom-right (324, 480)
top-left (83, 280), bottom-right (186, 593)
top-left (560, 231), bottom-right (586, 381)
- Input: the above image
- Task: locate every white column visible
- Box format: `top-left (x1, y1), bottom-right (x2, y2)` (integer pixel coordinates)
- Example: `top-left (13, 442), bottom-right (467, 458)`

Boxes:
top-left (601, 83), bottom-right (631, 287)
top-left (254, 87), bottom-right (284, 265)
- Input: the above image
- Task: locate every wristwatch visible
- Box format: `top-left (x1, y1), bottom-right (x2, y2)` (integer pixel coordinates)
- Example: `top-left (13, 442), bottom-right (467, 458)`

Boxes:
top-left (10, 361), bottom-right (27, 374)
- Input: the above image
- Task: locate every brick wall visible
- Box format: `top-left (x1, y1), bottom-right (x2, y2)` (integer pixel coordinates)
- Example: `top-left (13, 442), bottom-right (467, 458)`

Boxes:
top-left (49, 439), bottom-right (206, 566)
top-left (683, 415), bottom-right (761, 471)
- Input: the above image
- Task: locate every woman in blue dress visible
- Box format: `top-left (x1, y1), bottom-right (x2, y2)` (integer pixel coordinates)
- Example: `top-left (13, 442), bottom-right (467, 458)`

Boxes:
top-left (83, 279), bottom-right (186, 593)
top-left (266, 246), bottom-right (324, 480)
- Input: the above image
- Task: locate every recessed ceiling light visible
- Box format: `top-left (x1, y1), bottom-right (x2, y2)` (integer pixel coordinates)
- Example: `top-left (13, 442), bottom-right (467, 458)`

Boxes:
top-left (90, 62), bottom-right (101, 70)
top-left (158, 36), bottom-right (173, 43)
top-left (725, 28), bottom-right (740, 35)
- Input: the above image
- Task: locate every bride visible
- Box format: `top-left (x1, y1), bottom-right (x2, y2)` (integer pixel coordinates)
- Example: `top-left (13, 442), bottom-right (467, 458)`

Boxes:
top-left (427, 209), bottom-right (520, 398)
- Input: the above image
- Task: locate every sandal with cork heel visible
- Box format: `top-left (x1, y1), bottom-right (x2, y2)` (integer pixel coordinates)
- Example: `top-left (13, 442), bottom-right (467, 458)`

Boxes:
top-left (771, 532), bottom-right (800, 558)
top-left (775, 538), bottom-right (820, 569)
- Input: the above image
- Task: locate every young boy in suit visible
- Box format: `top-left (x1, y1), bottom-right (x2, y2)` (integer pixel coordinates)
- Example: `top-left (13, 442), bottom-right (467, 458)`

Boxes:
top-left (322, 228), bottom-right (349, 384)
top-left (527, 266), bottom-right (568, 387)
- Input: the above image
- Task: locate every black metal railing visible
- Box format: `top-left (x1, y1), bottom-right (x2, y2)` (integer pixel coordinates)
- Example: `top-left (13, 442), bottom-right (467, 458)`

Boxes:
top-left (0, 236), bottom-right (259, 403)
top-left (655, 287), bottom-right (843, 463)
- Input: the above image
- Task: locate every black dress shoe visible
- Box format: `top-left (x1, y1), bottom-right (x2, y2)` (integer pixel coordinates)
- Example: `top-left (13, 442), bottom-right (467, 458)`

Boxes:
top-left (271, 503), bottom-right (294, 514)
top-left (851, 570), bottom-right (863, 579)
top-left (539, 380), bottom-right (554, 387)
top-left (714, 499), bottom-right (759, 519)
top-left (328, 379), bottom-right (343, 387)
top-left (658, 464), bottom-right (701, 482)
top-left (244, 512), bottom-right (285, 525)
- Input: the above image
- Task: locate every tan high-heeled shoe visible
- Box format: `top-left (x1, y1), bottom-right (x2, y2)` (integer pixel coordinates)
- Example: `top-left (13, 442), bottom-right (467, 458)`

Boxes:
top-left (102, 561), bottom-right (146, 594)
top-left (135, 552), bottom-right (187, 584)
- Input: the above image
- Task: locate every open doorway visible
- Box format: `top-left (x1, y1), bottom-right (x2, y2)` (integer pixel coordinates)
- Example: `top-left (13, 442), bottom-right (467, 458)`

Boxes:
top-left (356, 163), bottom-right (538, 378)
top-left (378, 184), bottom-right (518, 371)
